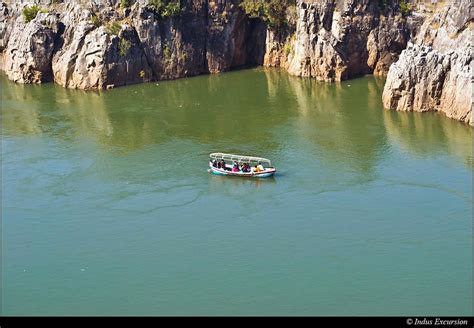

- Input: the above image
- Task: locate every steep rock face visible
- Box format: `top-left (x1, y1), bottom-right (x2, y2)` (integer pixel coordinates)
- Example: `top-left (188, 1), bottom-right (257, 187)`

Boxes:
top-left (131, 1), bottom-right (207, 80)
top-left (4, 12), bottom-right (58, 83)
top-left (0, 0), bottom-right (415, 86)
top-left (286, 0), bottom-right (410, 81)
top-left (52, 5), bottom-right (153, 90)
top-left (0, 2), bottom-right (11, 52)
top-left (206, 1), bottom-right (267, 72)
top-left (52, 20), bottom-right (109, 89)
top-left (367, 14), bottom-right (414, 76)
top-left (383, 44), bottom-right (472, 124)
top-left (263, 29), bottom-right (290, 68)
top-left (382, 0), bottom-right (473, 125)
top-left (207, 0), bottom-right (244, 72)
top-left (2, 0), bottom-right (266, 89)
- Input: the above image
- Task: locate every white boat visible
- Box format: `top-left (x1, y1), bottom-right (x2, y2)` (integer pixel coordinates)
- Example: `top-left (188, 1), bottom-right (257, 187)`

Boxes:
top-left (209, 152), bottom-right (276, 178)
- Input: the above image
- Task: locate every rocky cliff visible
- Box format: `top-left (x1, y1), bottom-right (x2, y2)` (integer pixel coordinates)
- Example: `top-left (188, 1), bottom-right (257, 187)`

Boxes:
top-left (0, 0), bottom-right (413, 88)
top-left (0, 0), bottom-right (472, 124)
top-left (382, 0), bottom-right (473, 125)
top-left (1, 0), bottom-right (266, 89)
top-left (284, 0), bottom-right (412, 81)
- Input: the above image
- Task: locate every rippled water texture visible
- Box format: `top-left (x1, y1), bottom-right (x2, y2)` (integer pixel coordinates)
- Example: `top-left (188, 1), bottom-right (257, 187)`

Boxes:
top-left (1, 69), bottom-right (472, 315)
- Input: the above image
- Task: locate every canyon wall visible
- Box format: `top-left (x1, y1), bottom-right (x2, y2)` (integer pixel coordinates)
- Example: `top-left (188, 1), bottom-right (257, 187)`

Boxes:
top-left (0, 0), bottom-right (412, 88)
top-left (284, 0), bottom-right (412, 81)
top-left (1, 0), bottom-right (266, 89)
top-left (0, 0), bottom-right (472, 124)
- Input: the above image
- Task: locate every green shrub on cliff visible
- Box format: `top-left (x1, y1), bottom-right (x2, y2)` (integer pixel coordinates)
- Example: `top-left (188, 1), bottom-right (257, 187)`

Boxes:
top-left (22, 5), bottom-right (47, 23)
top-left (378, 0), bottom-right (412, 16)
top-left (107, 22), bottom-right (122, 36)
top-left (149, 0), bottom-right (182, 18)
top-left (399, 0), bottom-right (411, 16)
top-left (120, 0), bottom-right (132, 9)
top-left (163, 44), bottom-right (171, 59)
top-left (284, 43), bottom-right (292, 57)
top-left (240, 0), bottom-right (295, 29)
top-left (90, 13), bottom-right (102, 28)
top-left (118, 38), bottom-right (132, 57)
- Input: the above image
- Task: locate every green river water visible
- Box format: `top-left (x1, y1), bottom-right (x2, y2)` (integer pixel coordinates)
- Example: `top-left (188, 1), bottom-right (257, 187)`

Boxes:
top-left (1, 69), bottom-right (472, 315)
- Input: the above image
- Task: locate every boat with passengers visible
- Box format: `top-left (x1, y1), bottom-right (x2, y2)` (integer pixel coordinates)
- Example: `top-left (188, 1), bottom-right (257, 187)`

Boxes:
top-left (209, 152), bottom-right (276, 178)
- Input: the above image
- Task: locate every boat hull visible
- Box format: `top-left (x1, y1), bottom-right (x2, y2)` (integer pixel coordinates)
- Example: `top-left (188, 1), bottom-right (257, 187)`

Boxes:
top-left (209, 165), bottom-right (276, 178)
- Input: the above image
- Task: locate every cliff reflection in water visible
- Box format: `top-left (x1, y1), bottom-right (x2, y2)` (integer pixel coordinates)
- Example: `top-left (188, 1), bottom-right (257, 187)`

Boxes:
top-left (264, 69), bottom-right (389, 177)
top-left (2, 77), bottom-right (113, 141)
top-left (1, 71), bottom-right (290, 153)
top-left (1, 71), bottom-right (471, 170)
top-left (383, 109), bottom-right (473, 168)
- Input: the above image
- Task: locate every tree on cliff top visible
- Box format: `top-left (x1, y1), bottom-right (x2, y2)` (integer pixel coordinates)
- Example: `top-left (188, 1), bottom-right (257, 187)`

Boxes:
top-left (240, 0), bottom-right (296, 29)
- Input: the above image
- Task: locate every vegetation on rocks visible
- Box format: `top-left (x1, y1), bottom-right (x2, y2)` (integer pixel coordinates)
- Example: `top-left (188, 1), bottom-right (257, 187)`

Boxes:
top-left (378, 0), bottom-right (412, 16)
top-left (90, 13), bottom-right (102, 28)
top-left (107, 22), bottom-right (122, 36)
top-left (284, 43), bottom-right (292, 57)
top-left (163, 44), bottom-right (171, 59)
top-left (118, 38), bottom-right (131, 57)
top-left (120, 0), bottom-right (132, 9)
top-left (149, 0), bottom-right (182, 18)
top-left (240, 0), bottom-right (295, 29)
top-left (22, 5), bottom-right (47, 23)
top-left (399, 0), bottom-right (411, 17)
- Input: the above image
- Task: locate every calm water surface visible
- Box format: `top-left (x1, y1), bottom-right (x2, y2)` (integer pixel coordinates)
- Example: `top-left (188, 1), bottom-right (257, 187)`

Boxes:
top-left (1, 69), bottom-right (472, 315)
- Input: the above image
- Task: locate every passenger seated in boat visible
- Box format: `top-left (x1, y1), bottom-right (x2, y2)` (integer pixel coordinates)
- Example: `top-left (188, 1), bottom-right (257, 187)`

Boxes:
top-left (232, 162), bottom-right (240, 172)
top-left (221, 160), bottom-right (228, 170)
top-left (253, 164), bottom-right (261, 173)
top-left (242, 163), bottom-right (250, 172)
top-left (212, 159), bottom-right (218, 168)
top-left (257, 162), bottom-right (265, 171)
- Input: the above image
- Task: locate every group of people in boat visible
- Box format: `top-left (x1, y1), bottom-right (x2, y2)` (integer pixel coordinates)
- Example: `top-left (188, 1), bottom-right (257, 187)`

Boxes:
top-left (211, 159), bottom-right (265, 173)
